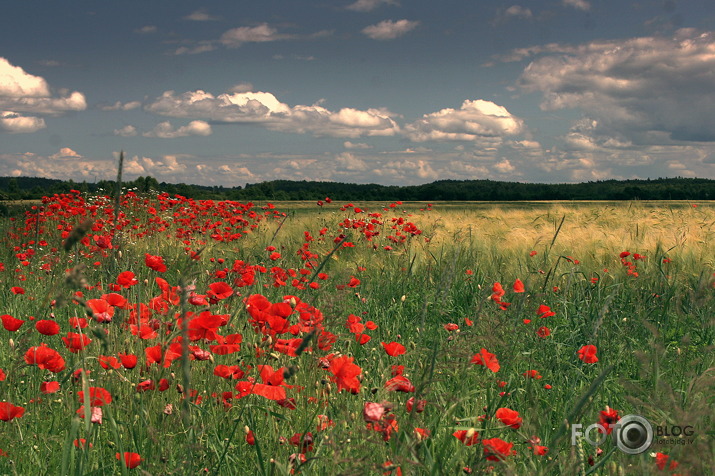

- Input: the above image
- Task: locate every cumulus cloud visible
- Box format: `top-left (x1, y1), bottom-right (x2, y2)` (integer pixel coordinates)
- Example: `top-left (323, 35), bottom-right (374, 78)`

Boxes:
top-left (220, 24), bottom-right (293, 48)
top-left (143, 120), bottom-right (212, 138)
top-left (404, 99), bottom-right (524, 142)
top-left (0, 111), bottom-right (46, 133)
top-left (184, 9), bottom-right (219, 21)
top-left (0, 57), bottom-right (86, 133)
top-left (344, 141), bottom-right (372, 149)
top-left (562, 0), bottom-right (590, 11)
top-left (518, 29), bottom-right (715, 144)
top-left (114, 125), bottom-right (138, 137)
top-left (145, 88), bottom-right (399, 138)
top-left (0, 57), bottom-right (50, 97)
top-left (505, 5), bottom-right (532, 19)
top-left (135, 25), bottom-right (157, 34)
top-left (101, 100), bottom-right (142, 111)
top-left (49, 147), bottom-right (82, 159)
top-left (362, 19), bottom-right (419, 40)
top-left (346, 0), bottom-right (399, 12)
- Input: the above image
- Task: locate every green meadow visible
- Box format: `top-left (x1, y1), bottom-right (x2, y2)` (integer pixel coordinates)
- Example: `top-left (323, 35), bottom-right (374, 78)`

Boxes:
top-left (0, 194), bottom-right (713, 475)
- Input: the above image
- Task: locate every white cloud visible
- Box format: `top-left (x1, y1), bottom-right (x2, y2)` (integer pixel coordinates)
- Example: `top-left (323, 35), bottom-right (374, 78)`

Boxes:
top-left (143, 120), bottom-right (212, 138)
top-left (101, 100), bottom-right (141, 111)
top-left (493, 159), bottom-right (516, 173)
top-left (346, 0), bottom-right (398, 12)
top-left (0, 111), bottom-right (45, 133)
top-left (220, 24), bottom-right (292, 48)
top-left (505, 6), bottom-right (532, 19)
top-left (184, 9), bottom-right (219, 21)
top-left (135, 25), bottom-right (157, 34)
top-left (49, 147), bottom-right (82, 159)
top-left (344, 141), bottom-right (372, 149)
top-left (173, 42), bottom-right (216, 55)
top-left (362, 19), bottom-right (419, 40)
top-left (0, 57), bottom-right (86, 123)
top-left (334, 152), bottom-right (369, 172)
top-left (518, 29), bottom-right (715, 144)
top-left (0, 57), bottom-right (50, 97)
top-left (114, 125), bottom-right (138, 137)
top-left (562, 0), bottom-right (590, 11)
top-left (404, 99), bottom-right (524, 142)
top-left (145, 88), bottom-right (399, 138)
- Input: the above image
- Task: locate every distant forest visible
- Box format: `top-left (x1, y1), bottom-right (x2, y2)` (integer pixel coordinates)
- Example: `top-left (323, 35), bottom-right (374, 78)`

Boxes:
top-left (1, 175), bottom-right (714, 202)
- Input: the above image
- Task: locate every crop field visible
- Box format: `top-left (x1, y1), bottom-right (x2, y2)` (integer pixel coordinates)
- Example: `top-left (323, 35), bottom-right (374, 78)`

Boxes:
top-left (0, 191), bottom-right (713, 475)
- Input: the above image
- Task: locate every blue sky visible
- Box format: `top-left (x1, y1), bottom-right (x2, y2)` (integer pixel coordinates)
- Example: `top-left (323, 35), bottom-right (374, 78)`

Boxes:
top-left (1, 0), bottom-right (714, 186)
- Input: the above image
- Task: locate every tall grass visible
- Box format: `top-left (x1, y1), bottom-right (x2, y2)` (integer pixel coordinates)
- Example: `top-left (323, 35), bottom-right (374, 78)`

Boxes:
top-left (0, 197), bottom-right (712, 475)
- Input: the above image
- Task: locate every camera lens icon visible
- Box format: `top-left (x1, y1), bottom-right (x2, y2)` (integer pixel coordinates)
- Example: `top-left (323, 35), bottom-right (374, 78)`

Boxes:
top-left (614, 415), bottom-right (653, 454)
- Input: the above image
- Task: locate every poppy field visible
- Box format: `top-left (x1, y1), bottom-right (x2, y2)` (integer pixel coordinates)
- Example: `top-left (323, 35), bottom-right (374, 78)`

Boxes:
top-left (0, 191), bottom-right (713, 475)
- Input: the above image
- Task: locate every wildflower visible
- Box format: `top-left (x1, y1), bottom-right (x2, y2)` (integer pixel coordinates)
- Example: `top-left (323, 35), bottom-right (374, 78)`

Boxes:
top-left (598, 407), bottom-right (620, 434)
top-left (35, 320), bottom-right (60, 335)
top-left (145, 253), bottom-right (167, 272)
top-left (24, 344), bottom-right (66, 373)
top-left (327, 355), bottom-right (362, 394)
top-left (453, 429), bottom-right (479, 446)
top-left (536, 304), bottom-right (555, 318)
top-left (577, 345), bottom-right (598, 363)
top-left (495, 407), bottom-right (522, 429)
top-left (1, 314), bottom-right (25, 332)
top-left (482, 437), bottom-right (516, 462)
top-left (116, 452), bottom-right (142, 469)
top-left (381, 342), bottom-right (406, 357)
top-left (0, 402), bottom-right (25, 421)
top-left (471, 348), bottom-right (500, 372)
top-left (40, 381), bottom-right (60, 394)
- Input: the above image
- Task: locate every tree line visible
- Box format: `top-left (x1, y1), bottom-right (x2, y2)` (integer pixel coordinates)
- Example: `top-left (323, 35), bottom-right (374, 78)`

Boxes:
top-left (1, 175), bottom-right (713, 203)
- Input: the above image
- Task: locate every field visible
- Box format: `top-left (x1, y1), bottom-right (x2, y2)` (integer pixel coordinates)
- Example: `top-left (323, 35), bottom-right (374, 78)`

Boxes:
top-left (0, 191), bottom-right (713, 475)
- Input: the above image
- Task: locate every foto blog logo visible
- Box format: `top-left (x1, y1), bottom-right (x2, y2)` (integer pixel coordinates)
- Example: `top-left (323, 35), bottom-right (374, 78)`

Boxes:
top-left (571, 415), bottom-right (648, 454)
top-left (571, 415), bottom-right (695, 455)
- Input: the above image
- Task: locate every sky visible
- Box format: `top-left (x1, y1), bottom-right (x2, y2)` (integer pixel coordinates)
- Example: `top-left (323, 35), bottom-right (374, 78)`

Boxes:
top-left (1, 0), bottom-right (715, 187)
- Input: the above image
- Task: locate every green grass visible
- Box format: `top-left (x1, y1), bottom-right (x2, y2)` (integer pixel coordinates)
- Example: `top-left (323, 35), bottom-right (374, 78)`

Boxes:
top-left (0, 195), bottom-right (713, 475)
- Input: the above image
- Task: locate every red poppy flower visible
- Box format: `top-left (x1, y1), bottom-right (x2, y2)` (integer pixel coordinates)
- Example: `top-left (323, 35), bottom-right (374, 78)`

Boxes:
top-left (24, 344), bottom-right (66, 373)
top-left (145, 253), bottom-right (167, 273)
top-left (536, 326), bottom-right (551, 338)
top-left (512, 279), bottom-right (525, 293)
top-left (116, 452), bottom-right (141, 469)
top-left (11, 286), bottom-right (24, 295)
top-left (78, 387), bottom-right (112, 406)
top-left (99, 355), bottom-right (121, 370)
top-left (384, 375), bottom-right (415, 393)
top-left (471, 348), bottom-right (500, 372)
top-left (577, 345), bottom-right (598, 363)
top-left (35, 319), bottom-right (60, 335)
top-left (536, 304), bottom-right (555, 318)
top-left (482, 437), bottom-right (516, 461)
top-left (0, 368), bottom-right (5, 381)
top-left (40, 381), bottom-right (60, 394)
top-left (86, 299), bottom-right (114, 323)
top-left (405, 397), bottom-right (427, 414)
top-left (598, 406), bottom-right (620, 434)
top-left (495, 407), bottom-right (523, 429)
top-left (453, 429), bottom-right (480, 446)
top-left (118, 352), bottom-right (138, 369)
top-left (1, 314), bottom-right (25, 332)
top-left (327, 355), bottom-right (362, 394)
top-left (655, 452), bottom-right (679, 471)
top-left (381, 342), bottom-right (406, 356)
top-left (116, 271), bottom-right (138, 288)
top-left (0, 402), bottom-right (25, 421)
top-left (444, 323), bottom-right (459, 331)
top-left (208, 281), bottom-right (233, 300)
top-left (62, 332), bottom-right (92, 353)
